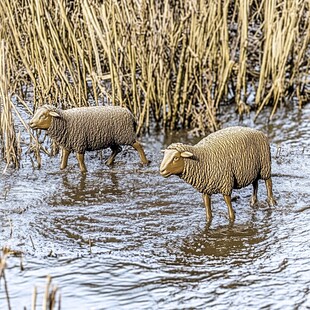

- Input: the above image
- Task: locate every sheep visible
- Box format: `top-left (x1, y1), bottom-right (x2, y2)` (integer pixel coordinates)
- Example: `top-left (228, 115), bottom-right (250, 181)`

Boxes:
top-left (160, 126), bottom-right (277, 221)
top-left (29, 104), bottom-right (149, 172)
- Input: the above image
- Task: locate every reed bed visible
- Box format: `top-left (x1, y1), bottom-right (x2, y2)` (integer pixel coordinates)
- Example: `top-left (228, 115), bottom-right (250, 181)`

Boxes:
top-left (0, 0), bottom-right (309, 167)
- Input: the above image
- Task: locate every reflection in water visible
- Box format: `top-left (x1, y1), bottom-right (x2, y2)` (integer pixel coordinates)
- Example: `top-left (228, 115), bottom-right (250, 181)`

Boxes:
top-left (177, 203), bottom-right (273, 260)
top-left (49, 170), bottom-right (122, 207)
top-left (183, 224), bottom-right (259, 257)
top-left (0, 105), bottom-right (310, 309)
top-left (62, 173), bottom-right (88, 192)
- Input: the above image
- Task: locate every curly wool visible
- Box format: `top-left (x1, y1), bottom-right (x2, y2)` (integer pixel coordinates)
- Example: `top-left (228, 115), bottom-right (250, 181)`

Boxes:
top-left (44, 105), bottom-right (137, 153)
top-left (168, 126), bottom-right (272, 196)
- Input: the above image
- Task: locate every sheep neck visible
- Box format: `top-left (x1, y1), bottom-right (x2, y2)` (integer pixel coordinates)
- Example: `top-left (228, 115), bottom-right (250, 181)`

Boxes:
top-left (47, 116), bottom-right (69, 148)
top-left (180, 146), bottom-right (208, 194)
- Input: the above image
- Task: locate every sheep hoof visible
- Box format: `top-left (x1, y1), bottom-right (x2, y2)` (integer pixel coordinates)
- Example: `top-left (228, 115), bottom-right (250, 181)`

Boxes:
top-left (80, 167), bottom-right (87, 173)
top-left (105, 159), bottom-right (114, 166)
top-left (250, 197), bottom-right (258, 207)
top-left (140, 159), bottom-right (151, 166)
top-left (267, 197), bottom-right (277, 206)
top-left (206, 216), bottom-right (212, 223)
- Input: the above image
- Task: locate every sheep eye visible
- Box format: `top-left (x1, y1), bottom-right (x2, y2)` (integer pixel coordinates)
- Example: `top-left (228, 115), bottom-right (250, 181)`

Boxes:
top-left (173, 156), bottom-right (179, 162)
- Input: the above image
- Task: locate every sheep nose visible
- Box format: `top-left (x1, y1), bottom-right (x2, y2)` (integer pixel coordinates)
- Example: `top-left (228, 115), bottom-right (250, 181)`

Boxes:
top-left (160, 168), bottom-right (171, 178)
top-left (159, 164), bottom-right (165, 173)
top-left (159, 165), bottom-right (167, 174)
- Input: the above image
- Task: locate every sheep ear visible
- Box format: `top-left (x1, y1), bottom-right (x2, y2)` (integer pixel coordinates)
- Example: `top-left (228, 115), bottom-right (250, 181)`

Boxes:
top-left (181, 151), bottom-right (193, 158)
top-left (49, 111), bottom-right (60, 118)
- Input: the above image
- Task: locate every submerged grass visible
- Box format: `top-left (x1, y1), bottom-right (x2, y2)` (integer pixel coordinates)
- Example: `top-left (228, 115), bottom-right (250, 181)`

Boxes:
top-left (0, 0), bottom-right (309, 167)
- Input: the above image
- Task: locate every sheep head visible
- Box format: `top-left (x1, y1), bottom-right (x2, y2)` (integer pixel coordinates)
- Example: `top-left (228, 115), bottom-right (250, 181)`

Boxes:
top-left (29, 105), bottom-right (60, 130)
top-left (160, 149), bottom-right (193, 177)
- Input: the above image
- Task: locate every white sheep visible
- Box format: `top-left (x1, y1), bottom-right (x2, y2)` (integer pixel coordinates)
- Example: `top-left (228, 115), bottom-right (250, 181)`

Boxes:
top-left (29, 105), bottom-right (149, 172)
top-left (160, 126), bottom-right (277, 221)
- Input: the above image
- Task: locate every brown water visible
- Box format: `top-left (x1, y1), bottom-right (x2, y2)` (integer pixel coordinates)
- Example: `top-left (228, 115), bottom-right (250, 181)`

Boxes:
top-left (1, 105), bottom-right (309, 309)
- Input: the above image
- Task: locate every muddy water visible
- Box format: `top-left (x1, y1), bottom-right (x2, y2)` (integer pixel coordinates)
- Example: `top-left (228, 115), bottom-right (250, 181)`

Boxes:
top-left (0, 105), bottom-right (309, 309)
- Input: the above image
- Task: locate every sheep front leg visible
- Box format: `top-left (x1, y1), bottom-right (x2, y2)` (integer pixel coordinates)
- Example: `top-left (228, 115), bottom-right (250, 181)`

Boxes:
top-left (106, 145), bottom-right (122, 166)
top-left (132, 141), bottom-right (149, 164)
top-left (76, 153), bottom-right (87, 173)
top-left (265, 178), bottom-right (277, 206)
top-left (60, 148), bottom-right (70, 170)
top-left (223, 194), bottom-right (235, 221)
top-left (203, 194), bottom-right (212, 222)
top-left (250, 179), bottom-right (258, 206)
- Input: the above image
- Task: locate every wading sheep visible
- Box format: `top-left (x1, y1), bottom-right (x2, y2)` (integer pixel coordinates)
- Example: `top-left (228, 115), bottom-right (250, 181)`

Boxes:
top-left (29, 105), bottom-right (149, 172)
top-left (160, 126), bottom-right (276, 221)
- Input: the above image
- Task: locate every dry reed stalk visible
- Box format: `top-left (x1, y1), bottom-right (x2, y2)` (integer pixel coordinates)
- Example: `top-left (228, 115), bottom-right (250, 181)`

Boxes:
top-left (0, 40), bottom-right (20, 171)
top-left (235, 0), bottom-right (249, 113)
top-left (43, 275), bottom-right (60, 310)
top-left (42, 275), bottom-right (51, 310)
top-left (255, 0), bottom-right (308, 118)
top-left (215, 0), bottom-right (233, 109)
top-left (0, 254), bottom-right (12, 310)
top-left (32, 286), bottom-right (37, 310)
top-left (291, 5), bottom-right (310, 107)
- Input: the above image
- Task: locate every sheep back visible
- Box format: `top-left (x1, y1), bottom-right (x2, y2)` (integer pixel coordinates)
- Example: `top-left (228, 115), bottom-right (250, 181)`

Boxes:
top-left (168, 126), bottom-right (272, 196)
top-left (46, 105), bottom-right (137, 153)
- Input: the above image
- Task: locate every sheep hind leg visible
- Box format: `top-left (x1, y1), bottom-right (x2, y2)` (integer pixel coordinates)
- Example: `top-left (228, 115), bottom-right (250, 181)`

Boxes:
top-left (265, 178), bottom-right (277, 206)
top-left (60, 148), bottom-right (70, 170)
top-left (250, 179), bottom-right (258, 206)
top-left (106, 145), bottom-right (122, 166)
top-left (203, 194), bottom-right (212, 222)
top-left (132, 141), bottom-right (149, 164)
top-left (76, 153), bottom-right (87, 173)
top-left (223, 195), bottom-right (235, 222)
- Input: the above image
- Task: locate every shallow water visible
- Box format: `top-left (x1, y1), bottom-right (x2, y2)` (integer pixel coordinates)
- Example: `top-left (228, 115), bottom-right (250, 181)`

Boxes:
top-left (0, 105), bottom-right (309, 309)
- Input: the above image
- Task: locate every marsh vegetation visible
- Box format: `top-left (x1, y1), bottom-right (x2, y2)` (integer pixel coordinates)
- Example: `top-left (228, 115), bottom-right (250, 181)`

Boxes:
top-left (0, 0), bottom-right (309, 169)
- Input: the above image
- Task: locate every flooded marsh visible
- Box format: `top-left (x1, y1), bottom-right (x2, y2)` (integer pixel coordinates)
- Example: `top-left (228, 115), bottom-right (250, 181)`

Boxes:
top-left (0, 105), bottom-right (310, 309)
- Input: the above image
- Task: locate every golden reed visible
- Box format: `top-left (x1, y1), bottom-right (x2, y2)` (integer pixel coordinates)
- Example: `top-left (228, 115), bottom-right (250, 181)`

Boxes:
top-left (0, 0), bottom-right (308, 167)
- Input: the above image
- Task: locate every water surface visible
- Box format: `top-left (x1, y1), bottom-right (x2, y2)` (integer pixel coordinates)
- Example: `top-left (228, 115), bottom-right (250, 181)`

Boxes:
top-left (0, 105), bottom-right (309, 309)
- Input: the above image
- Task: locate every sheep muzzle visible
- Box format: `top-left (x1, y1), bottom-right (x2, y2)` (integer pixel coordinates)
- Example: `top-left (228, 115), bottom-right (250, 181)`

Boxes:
top-left (160, 149), bottom-right (186, 177)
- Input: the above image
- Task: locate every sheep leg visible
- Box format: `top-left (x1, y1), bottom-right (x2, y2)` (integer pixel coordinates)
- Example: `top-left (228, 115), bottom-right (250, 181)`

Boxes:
top-left (106, 145), bottom-right (122, 166)
top-left (223, 195), bottom-right (235, 221)
top-left (265, 178), bottom-right (277, 206)
top-left (60, 148), bottom-right (70, 170)
top-left (203, 194), bottom-right (212, 222)
top-left (250, 179), bottom-right (258, 206)
top-left (132, 141), bottom-right (149, 164)
top-left (76, 153), bottom-right (87, 173)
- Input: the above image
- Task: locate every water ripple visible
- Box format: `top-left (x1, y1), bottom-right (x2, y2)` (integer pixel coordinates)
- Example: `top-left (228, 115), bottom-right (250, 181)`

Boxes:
top-left (1, 105), bottom-right (309, 309)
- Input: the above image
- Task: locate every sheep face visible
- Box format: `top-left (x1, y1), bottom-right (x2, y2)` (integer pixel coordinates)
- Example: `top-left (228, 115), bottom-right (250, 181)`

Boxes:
top-left (29, 106), bottom-right (60, 130)
top-left (160, 149), bottom-right (193, 177)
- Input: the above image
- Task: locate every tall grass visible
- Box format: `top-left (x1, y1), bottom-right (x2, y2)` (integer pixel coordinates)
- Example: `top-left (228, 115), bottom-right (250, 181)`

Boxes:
top-left (0, 40), bottom-right (20, 170)
top-left (0, 0), bottom-right (309, 166)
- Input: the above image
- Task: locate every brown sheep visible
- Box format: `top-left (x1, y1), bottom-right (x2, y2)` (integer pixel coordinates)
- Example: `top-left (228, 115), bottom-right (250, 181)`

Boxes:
top-left (29, 105), bottom-right (149, 172)
top-left (160, 126), bottom-right (277, 221)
